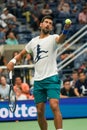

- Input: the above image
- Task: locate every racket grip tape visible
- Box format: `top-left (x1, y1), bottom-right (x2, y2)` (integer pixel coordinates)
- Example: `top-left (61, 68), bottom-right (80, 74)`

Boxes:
top-left (9, 71), bottom-right (12, 80)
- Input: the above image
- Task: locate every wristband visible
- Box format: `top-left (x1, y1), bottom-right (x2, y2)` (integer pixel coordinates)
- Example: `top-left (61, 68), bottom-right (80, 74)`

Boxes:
top-left (62, 30), bottom-right (68, 35)
top-left (10, 58), bottom-right (16, 64)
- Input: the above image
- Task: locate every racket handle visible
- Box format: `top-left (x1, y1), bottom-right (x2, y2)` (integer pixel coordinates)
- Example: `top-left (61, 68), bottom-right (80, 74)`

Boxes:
top-left (9, 71), bottom-right (12, 80)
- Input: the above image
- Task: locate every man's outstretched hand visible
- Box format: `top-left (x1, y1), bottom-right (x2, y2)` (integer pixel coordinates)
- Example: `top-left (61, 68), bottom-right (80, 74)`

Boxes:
top-left (64, 19), bottom-right (72, 30)
top-left (7, 62), bottom-right (14, 71)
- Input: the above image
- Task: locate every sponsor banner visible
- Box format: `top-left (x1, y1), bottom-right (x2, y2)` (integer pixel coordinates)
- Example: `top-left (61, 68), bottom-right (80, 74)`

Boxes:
top-left (0, 97), bottom-right (87, 121)
top-left (59, 97), bottom-right (87, 118)
top-left (0, 100), bottom-right (37, 121)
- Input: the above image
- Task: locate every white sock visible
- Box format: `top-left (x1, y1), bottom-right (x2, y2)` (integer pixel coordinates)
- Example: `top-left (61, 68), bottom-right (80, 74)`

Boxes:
top-left (57, 129), bottom-right (63, 130)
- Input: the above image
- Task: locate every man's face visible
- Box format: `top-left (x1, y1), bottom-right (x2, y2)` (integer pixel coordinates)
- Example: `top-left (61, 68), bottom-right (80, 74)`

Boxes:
top-left (64, 81), bottom-right (71, 90)
top-left (79, 73), bottom-right (86, 82)
top-left (40, 18), bottom-right (53, 34)
top-left (72, 73), bottom-right (78, 80)
top-left (15, 78), bottom-right (22, 85)
top-left (0, 77), bottom-right (6, 85)
top-left (4, 10), bottom-right (9, 15)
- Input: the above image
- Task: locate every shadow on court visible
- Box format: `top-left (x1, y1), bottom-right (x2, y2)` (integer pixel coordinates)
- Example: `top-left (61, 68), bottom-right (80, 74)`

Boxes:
top-left (0, 119), bottom-right (87, 130)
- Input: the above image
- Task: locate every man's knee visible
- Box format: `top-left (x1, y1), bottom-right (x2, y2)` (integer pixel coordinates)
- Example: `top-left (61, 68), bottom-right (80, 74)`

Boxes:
top-left (37, 108), bottom-right (44, 117)
top-left (36, 103), bottom-right (45, 117)
top-left (49, 99), bottom-right (60, 112)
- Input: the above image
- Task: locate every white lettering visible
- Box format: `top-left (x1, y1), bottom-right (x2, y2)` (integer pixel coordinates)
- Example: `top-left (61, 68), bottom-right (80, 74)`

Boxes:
top-left (0, 104), bottom-right (37, 120)
top-left (9, 110), bottom-right (14, 118)
top-left (21, 104), bottom-right (28, 117)
top-left (0, 108), bottom-right (8, 118)
top-left (28, 106), bottom-right (37, 117)
top-left (15, 105), bottom-right (21, 118)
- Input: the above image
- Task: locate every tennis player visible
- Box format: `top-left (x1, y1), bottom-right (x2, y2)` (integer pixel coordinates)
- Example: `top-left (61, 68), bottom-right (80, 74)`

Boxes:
top-left (7, 15), bottom-right (71, 130)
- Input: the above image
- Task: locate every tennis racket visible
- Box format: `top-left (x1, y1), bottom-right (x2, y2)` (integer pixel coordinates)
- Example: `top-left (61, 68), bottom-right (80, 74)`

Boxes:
top-left (9, 71), bottom-right (16, 113)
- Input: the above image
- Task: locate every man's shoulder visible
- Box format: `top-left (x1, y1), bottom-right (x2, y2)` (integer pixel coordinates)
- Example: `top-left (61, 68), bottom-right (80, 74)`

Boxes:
top-left (84, 79), bottom-right (87, 83)
top-left (33, 34), bottom-right (59, 38)
top-left (75, 80), bottom-right (82, 87)
top-left (22, 83), bottom-right (29, 87)
top-left (61, 87), bottom-right (66, 91)
top-left (32, 36), bottom-right (39, 41)
top-left (76, 80), bottom-right (80, 84)
top-left (8, 13), bottom-right (14, 17)
top-left (1, 13), bottom-right (4, 16)
top-left (49, 34), bottom-right (59, 38)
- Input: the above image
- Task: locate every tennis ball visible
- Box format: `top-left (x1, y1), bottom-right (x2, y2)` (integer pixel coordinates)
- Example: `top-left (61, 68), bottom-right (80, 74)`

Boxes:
top-left (65, 19), bottom-right (72, 24)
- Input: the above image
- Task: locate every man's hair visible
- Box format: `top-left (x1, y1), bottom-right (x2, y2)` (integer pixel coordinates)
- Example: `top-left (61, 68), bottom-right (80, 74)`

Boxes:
top-left (15, 76), bottom-right (23, 81)
top-left (0, 75), bottom-right (6, 79)
top-left (78, 70), bottom-right (86, 76)
top-left (72, 69), bottom-right (78, 74)
top-left (41, 15), bottom-right (53, 23)
top-left (63, 79), bottom-right (70, 84)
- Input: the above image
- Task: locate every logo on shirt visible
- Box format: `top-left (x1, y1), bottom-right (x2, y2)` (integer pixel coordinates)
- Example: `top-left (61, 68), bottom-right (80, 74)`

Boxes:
top-left (34, 44), bottom-right (48, 63)
top-left (81, 85), bottom-right (87, 95)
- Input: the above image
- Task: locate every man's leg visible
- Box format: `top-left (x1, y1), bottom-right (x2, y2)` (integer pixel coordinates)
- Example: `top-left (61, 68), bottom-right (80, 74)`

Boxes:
top-left (49, 99), bottom-right (63, 130)
top-left (36, 102), bottom-right (48, 130)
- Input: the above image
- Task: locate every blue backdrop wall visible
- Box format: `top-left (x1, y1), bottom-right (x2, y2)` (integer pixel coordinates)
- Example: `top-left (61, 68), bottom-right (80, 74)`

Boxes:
top-left (0, 97), bottom-right (87, 121)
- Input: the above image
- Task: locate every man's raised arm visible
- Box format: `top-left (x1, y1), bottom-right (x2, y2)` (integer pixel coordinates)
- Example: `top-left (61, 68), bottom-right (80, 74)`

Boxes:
top-left (7, 49), bottom-right (27, 71)
top-left (56, 19), bottom-right (72, 44)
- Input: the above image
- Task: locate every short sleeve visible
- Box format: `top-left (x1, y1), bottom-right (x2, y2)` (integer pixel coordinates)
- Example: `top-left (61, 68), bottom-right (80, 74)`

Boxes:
top-left (53, 34), bottom-right (59, 49)
top-left (25, 39), bottom-right (33, 53)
